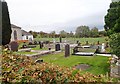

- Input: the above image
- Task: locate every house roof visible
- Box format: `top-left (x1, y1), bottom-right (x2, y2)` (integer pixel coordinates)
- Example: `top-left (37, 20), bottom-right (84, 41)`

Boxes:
top-left (11, 24), bottom-right (21, 29)
top-left (22, 30), bottom-right (32, 36)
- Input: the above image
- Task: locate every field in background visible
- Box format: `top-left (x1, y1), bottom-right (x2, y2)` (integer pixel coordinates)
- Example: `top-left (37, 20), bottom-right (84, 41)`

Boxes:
top-left (34, 37), bottom-right (107, 44)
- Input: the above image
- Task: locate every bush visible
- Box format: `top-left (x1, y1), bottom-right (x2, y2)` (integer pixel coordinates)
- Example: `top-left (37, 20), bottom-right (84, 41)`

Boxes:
top-left (1, 52), bottom-right (117, 83)
top-left (109, 33), bottom-right (120, 59)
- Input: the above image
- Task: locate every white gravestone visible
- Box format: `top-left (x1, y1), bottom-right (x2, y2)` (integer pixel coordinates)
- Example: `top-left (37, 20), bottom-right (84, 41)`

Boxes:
top-left (53, 39), bottom-right (56, 43)
top-left (101, 43), bottom-right (105, 52)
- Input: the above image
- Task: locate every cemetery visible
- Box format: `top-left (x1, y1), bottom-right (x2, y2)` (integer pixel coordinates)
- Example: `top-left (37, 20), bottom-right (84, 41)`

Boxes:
top-left (5, 37), bottom-right (111, 74)
top-left (1, 0), bottom-right (120, 83)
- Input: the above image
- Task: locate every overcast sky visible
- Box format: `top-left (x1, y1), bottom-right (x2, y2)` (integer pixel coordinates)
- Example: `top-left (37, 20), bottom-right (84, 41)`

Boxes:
top-left (6, 0), bottom-right (111, 33)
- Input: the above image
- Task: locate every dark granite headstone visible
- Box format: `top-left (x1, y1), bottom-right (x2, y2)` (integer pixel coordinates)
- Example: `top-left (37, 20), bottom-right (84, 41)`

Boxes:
top-left (86, 41), bottom-right (89, 45)
top-left (60, 37), bottom-right (62, 43)
top-left (97, 41), bottom-right (99, 45)
top-left (73, 46), bottom-right (78, 54)
top-left (65, 44), bottom-right (70, 57)
top-left (78, 42), bottom-right (81, 46)
top-left (76, 40), bottom-right (79, 44)
top-left (10, 41), bottom-right (18, 51)
top-left (39, 41), bottom-right (42, 49)
top-left (55, 44), bottom-right (60, 51)
top-left (95, 46), bottom-right (100, 53)
top-left (28, 42), bottom-right (33, 45)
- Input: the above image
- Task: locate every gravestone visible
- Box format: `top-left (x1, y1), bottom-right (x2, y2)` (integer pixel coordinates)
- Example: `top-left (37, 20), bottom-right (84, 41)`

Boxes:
top-left (86, 41), bottom-right (89, 45)
top-left (55, 43), bottom-right (61, 51)
top-left (95, 46), bottom-right (100, 53)
top-left (60, 37), bottom-right (62, 43)
top-left (73, 46), bottom-right (78, 54)
top-left (41, 42), bottom-right (44, 48)
top-left (97, 41), bottom-right (100, 45)
top-left (101, 43), bottom-right (105, 52)
top-left (28, 42), bottom-right (33, 45)
top-left (39, 41), bottom-right (42, 49)
top-left (22, 42), bottom-right (27, 48)
top-left (78, 42), bottom-right (81, 46)
top-left (76, 40), bottom-right (79, 44)
top-left (10, 41), bottom-right (18, 51)
top-left (65, 44), bottom-right (70, 57)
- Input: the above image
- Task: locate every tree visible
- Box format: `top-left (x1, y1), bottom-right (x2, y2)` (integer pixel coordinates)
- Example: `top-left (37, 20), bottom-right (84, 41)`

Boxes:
top-left (99, 31), bottom-right (107, 37)
top-left (29, 31), bottom-right (37, 38)
top-left (2, 1), bottom-right (12, 45)
top-left (49, 31), bottom-right (56, 38)
top-left (104, 1), bottom-right (120, 36)
top-left (69, 31), bottom-right (74, 37)
top-left (59, 30), bottom-right (67, 38)
top-left (109, 33), bottom-right (120, 76)
top-left (90, 27), bottom-right (99, 37)
top-left (109, 33), bottom-right (120, 59)
top-left (75, 26), bottom-right (90, 38)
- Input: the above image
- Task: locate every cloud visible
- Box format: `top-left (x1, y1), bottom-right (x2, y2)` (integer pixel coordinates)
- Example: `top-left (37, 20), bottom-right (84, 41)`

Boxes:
top-left (6, 0), bottom-right (111, 32)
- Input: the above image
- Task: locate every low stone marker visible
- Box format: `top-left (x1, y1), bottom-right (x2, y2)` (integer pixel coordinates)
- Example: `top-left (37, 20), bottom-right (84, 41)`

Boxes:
top-left (65, 44), bottom-right (70, 57)
top-left (10, 41), bottom-right (18, 51)
top-left (55, 43), bottom-right (61, 51)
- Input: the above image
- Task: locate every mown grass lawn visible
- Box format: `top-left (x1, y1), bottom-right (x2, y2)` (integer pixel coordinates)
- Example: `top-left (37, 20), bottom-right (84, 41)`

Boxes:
top-left (39, 52), bottom-right (110, 75)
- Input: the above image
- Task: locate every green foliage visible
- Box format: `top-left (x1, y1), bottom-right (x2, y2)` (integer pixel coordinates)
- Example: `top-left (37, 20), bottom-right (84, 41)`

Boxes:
top-left (29, 31), bottom-right (37, 38)
top-left (90, 27), bottom-right (99, 37)
top-left (2, 1), bottom-right (12, 45)
top-left (109, 33), bottom-right (120, 58)
top-left (2, 53), bottom-right (116, 83)
top-left (75, 26), bottom-right (90, 38)
top-left (59, 30), bottom-right (68, 38)
top-left (99, 31), bottom-right (107, 37)
top-left (104, 1), bottom-right (120, 36)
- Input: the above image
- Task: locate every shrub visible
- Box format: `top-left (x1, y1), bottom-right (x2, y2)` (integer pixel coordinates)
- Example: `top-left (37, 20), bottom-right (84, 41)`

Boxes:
top-left (1, 52), bottom-right (117, 83)
top-left (109, 33), bottom-right (120, 59)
